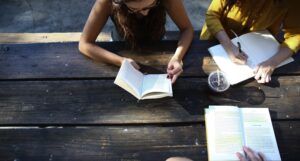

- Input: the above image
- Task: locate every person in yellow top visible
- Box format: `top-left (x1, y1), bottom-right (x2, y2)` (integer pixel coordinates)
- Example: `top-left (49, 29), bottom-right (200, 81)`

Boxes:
top-left (200, 0), bottom-right (300, 83)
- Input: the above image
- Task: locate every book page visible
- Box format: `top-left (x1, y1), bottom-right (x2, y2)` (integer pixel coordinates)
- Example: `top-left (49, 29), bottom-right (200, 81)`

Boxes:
top-left (114, 60), bottom-right (144, 99)
top-left (241, 108), bottom-right (281, 161)
top-left (141, 74), bottom-right (172, 99)
top-left (238, 31), bottom-right (293, 69)
top-left (240, 30), bottom-right (294, 69)
top-left (205, 106), bottom-right (244, 161)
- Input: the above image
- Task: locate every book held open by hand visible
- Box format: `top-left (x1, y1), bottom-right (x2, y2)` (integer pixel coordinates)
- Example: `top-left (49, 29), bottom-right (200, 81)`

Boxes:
top-left (205, 106), bottom-right (281, 161)
top-left (114, 59), bottom-right (173, 100)
top-left (208, 30), bottom-right (294, 85)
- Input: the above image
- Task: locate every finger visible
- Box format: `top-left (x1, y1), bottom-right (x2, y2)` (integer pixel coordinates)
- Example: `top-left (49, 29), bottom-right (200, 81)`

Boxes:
top-left (167, 68), bottom-right (174, 76)
top-left (253, 65), bottom-right (260, 74)
top-left (238, 53), bottom-right (248, 61)
top-left (171, 74), bottom-right (179, 84)
top-left (236, 52), bottom-right (247, 60)
top-left (261, 73), bottom-right (267, 83)
top-left (242, 52), bottom-right (248, 59)
top-left (236, 59), bottom-right (246, 65)
top-left (167, 74), bottom-right (173, 80)
top-left (167, 66), bottom-right (174, 74)
top-left (258, 152), bottom-right (266, 161)
top-left (257, 77), bottom-right (266, 84)
top-left (236, 152), bottom-right (247, 161)
top-left (243, 146), bottom-right (258, 161)
top-left (167, 63), bottom-right (174, 70)
top-left (228, 53), bottom-right (244, 65)
top-left (170, 67), bottom-right (182, 75)
top-left (172, 70), bottom-right (183, 84)
top-left (258, 72), bottom-right (268, 84)
top-left (233, 57), bottom-right (246, 65)
top-left (131, 61), bottom-right (140, 70)
top-left (254, 68), bottom-right (263, 80)
top-left (265, 75), bottom-right (271, 83)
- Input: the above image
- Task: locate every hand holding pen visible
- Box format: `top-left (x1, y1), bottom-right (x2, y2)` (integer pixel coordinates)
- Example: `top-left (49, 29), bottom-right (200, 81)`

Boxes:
top-left (226, 30), bottom-right (248, 65)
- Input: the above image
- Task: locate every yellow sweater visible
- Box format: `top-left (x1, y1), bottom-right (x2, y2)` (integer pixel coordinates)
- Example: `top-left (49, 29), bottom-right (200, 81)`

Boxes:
top-left (200, 0), bottom-right (300, 53)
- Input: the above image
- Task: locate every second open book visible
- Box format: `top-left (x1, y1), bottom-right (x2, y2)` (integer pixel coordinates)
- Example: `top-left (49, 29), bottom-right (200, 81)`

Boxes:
top-left (114, 59), bottom-right (173, 100)
top-left (205, 106), bottom-right (281, 161)
top-left (208, 30), bottom-right (294, 85)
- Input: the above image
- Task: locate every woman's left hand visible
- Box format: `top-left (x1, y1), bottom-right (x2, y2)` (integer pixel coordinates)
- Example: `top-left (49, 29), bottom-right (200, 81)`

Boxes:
top-left (254, 60), bottom-right (276, 84)
top-left (167, 59), bottom-right (183, 84)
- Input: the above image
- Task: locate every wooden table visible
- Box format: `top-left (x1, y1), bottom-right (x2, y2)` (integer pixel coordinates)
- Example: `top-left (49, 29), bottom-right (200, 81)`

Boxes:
top-left (0, 39), bottom-right (299, 161)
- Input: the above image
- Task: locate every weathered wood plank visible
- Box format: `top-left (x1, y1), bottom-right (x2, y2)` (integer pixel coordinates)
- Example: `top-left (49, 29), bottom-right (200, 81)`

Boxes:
top-left (0, 76), bottom-right (299, 125)
top-left (0, 41), bottom-right (299, 79)
top-left (274, 121), bottom-right (300, 161)
top-left (0, 125), bottom-right (206, 161)
top-left (0, 121), bottom-right (298, 161)
top-left (0, 32), bottom-right (112, 44)
top-left (0, 31), bottom-right (201, 44)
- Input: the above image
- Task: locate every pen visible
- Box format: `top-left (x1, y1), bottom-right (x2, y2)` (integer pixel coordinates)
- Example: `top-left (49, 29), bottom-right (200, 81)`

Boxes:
top-left (237, 41), bottom-right (242, 53)
top-left (231, 29), bottom-right (242, 53)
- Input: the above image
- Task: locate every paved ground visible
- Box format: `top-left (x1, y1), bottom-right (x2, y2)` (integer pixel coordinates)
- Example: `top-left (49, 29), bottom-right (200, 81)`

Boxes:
top-left (0, 0), bottom-right (211, 33)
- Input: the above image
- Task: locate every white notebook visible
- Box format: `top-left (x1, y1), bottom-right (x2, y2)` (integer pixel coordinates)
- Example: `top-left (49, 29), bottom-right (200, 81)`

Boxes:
top-left (114, 59), bottom-right (173, 100)
top-left (205, 106), bottom-right (281, 161)
top-left (208, 30), bottom-right (294, 85)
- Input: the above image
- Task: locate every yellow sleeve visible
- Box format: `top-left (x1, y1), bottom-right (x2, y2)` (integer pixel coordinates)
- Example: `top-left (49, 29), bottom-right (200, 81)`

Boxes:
top-left (281, 29), bottom-right (300, 54)
top-left (205, 0), bottom-right (225, 36)
top-left (281, 0), bottom-right (300, 54)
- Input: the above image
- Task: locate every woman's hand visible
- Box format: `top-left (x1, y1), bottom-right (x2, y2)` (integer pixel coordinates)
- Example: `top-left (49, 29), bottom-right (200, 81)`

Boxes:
top-left (127, 58), bottom-right (140, 70)
top-left (215, 30), bottom-right (248, 65)
top-left (167, 58), bottom-right (183, 84)
top-left (254, 60), bottom-right (276, 83)
top-left (123, 58), bottom-right (140, 70)
top-left (226, 43), bottom-right (248, 65)
top-left (236, 146), bottom-right (266, 161)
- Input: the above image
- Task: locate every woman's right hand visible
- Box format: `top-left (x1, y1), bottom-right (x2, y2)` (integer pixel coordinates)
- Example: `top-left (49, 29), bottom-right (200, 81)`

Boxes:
top-left (215, 30), bottom-right (248, 65)
top-left (226, 43), bottom-right (248, 65)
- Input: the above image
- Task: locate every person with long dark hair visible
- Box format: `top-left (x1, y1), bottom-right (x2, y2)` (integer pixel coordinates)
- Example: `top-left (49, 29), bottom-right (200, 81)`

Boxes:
top-left (201, 0), bottom-right (300, 83)
top-left (79, 0), bottom-right (194, 83)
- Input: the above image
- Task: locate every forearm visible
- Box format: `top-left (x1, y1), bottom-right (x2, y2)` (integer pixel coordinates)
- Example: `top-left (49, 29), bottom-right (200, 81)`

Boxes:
top-left (215, 30), bottom-right (233, 51)
top-left (269, 46), bottom-right (293, 67)
top-left (172, 27), bottom-right (194, 61)
top-left (79, 41), bottom-right (124, 66)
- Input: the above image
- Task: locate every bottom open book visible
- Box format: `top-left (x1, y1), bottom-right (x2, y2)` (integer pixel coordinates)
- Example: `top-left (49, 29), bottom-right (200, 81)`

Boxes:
top-left (205, 106), bottom-right (281, 161)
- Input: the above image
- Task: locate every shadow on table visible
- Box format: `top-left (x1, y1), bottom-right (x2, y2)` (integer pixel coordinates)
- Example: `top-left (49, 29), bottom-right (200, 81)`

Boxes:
top-left (172, 79), bottom-right (270, 116)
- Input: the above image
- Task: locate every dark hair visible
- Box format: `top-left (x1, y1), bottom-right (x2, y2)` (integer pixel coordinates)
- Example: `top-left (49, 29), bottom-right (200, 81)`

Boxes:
top-left (111, 0), bottom-right (166, 48)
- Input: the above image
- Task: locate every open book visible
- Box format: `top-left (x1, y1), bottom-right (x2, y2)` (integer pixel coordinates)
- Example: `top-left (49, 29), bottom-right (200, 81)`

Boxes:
top-left (205, 106), bottom-right (281, 161)
top-left (114, 59), bottom-right (173, 100)
top-left (208, 30), bottom-right (294, 85)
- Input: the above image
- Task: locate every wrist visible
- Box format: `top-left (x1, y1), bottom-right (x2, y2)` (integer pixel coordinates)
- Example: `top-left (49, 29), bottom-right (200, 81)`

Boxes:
top-left (170, 58), bottom-right (183, 66)
top-left (224, 42), bottom-right (235, 53)
top-left (267, 59), bottom-right (278, 69)
top-left (117, 57), bottom-right (125, 66)
top-left (170, 55), bottom-right (181, 61)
